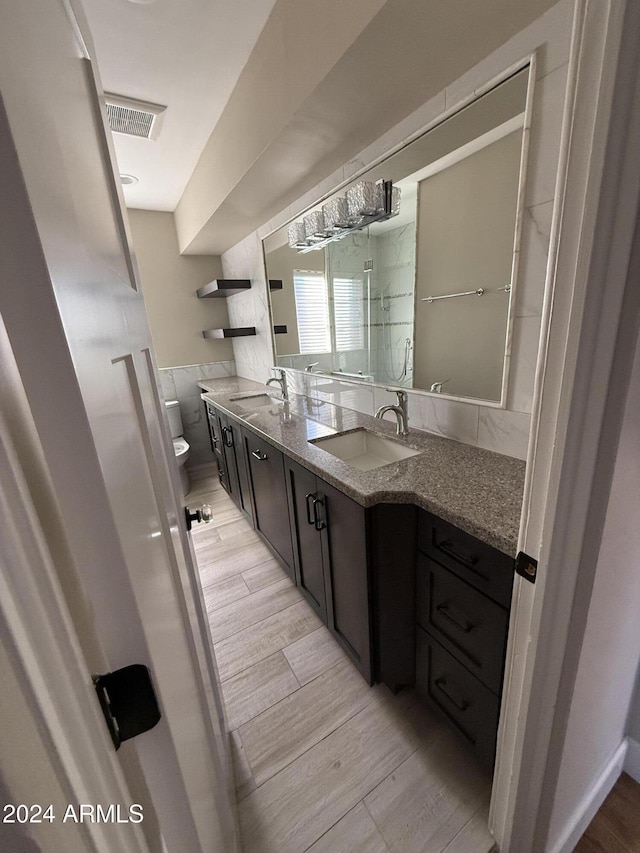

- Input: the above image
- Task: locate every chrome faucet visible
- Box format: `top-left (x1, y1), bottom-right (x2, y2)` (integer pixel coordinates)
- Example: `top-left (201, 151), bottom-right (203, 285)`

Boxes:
top-left (266, 368), bottom-right (288, 401)
top-left (429, 379), bottom-right (450, 393)
top-left (374, 389), bottom-right (409, 436)
top-left (305, 362), bottom-right (320, 373)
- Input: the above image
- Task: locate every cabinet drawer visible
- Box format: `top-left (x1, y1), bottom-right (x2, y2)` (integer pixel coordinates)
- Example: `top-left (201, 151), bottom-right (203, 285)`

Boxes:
top-left (418, 512), bottom-right (514, 608)
top-left (416, 627), bottom-right (499, 770)
top-left (417, 554), bottom-right (508, 695)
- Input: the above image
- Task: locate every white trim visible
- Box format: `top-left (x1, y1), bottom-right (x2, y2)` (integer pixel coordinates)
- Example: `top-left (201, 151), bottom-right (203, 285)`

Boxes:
top-left (624, 737), bottom-right (640, 784)
top-left (398, 113), bottom-right (525, 186)
top-left (493, 0), bottom-right (640, 850)
top-left (548, 741), bottom-right (626, 853)
top-left (0, 410), bottom-right (149, 853)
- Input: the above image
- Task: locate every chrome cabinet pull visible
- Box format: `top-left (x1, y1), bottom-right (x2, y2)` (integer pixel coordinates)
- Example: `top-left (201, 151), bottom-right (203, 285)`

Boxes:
top-left (435, 677), bottom-right (469, 712)
top-left (222, 426), bottom-right (233, 447)
top-left (251, 449), bottom-right (268, 461)
top-left (435, 603), bottom-right (474, 634)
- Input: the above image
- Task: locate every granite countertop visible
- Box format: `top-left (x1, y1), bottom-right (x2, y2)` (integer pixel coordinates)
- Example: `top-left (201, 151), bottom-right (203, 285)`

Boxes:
top-left (198, 377), bottom-right (525, 557)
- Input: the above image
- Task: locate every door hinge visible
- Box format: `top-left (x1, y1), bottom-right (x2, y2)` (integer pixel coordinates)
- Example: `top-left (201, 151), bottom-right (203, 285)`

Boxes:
top-left (515, 551), bottom-right (538, 584)
top-left (93, 664), bottom-right (161, 750)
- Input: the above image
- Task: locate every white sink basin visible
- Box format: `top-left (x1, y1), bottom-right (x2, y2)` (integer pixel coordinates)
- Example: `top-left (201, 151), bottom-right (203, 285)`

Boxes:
top-left (311, 428), bottom-right (421, 471)
top-left (228, 393), bottom-right (281, 409)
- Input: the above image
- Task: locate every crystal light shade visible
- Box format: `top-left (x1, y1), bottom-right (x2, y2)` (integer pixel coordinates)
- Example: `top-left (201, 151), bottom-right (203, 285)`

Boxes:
top-left (391, 186), bottom-right (401, 216)
top-left (322, 196), bottom-right (349, 231)
top-left (288, 222), bottom-right (306, 248)
top-left (303, 211), bottom-right (325, 238)
top-left (347, 181), bottom-right (377, 219)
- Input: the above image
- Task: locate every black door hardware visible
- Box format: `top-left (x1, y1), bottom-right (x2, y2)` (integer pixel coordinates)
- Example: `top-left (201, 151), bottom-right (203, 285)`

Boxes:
top-left (93, 665), bottom-right (161, 750)
top-left (184, 505), bottom-right (212, 531)
top-left (515, 551), bottom-right (538, 583)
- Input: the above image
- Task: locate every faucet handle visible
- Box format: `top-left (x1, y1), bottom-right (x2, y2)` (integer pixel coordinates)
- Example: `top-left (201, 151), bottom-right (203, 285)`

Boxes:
top-left (384, 387), bottom-right (408, 403)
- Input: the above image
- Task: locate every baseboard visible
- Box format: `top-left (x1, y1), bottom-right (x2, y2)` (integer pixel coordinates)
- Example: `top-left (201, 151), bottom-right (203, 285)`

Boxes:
top-left (624, 736), bottom-right (640, 783)
top-left (549, 739), bottom-right (627, 853)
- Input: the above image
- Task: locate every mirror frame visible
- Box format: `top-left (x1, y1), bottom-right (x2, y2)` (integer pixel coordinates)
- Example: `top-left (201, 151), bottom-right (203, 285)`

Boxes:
top-left (262, 54), bottom-right (537, 409)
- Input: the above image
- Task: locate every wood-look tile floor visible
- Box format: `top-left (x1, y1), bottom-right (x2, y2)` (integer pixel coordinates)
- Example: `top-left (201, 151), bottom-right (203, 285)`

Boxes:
top-left (189, 475), bottom-right (495, 853)
top-left (575, 773), bottom-right (640, 853)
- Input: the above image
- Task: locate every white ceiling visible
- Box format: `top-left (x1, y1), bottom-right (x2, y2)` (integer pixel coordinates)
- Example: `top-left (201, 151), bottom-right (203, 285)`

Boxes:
top-left (81, 0), bottom-right (278, 211)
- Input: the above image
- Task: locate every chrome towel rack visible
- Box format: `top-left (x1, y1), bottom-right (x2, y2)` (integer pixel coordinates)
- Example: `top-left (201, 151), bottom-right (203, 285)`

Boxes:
top-left (421, 284), bottom-right (511, 303)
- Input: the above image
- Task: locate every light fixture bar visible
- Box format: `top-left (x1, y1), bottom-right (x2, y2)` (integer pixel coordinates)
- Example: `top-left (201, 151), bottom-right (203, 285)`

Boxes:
top-left (291, 180), bottom-right (400, 253)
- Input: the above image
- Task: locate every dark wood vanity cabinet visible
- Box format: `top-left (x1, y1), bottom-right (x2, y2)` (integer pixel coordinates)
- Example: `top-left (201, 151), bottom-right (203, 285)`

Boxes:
top-left (414, 511), bottom-right (514, 769)
top-left (205, 403), bottom-right (227, 489)
top-left (205, 403), bottom-right (252, 522)
top-left (203, 397), bottom-right (515, 768)
top-left (241, 428), bottom-right (295, 580)
top-left (285, 459), bottom-right (372, 683)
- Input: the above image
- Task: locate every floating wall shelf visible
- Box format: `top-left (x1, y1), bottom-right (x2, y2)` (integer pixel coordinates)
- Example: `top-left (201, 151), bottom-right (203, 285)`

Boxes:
top-left (269, 279), bottom-right (283, 291)
top-left (273, 325), bottom-right (288, 335)
top-left (197, 279), bottom-right (251, 298)
top-left (202, 327), bottom-right (256, 339)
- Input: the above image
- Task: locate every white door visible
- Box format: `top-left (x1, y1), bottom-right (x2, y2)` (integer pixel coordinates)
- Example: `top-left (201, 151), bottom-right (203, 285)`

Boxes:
top-left (0, 2), bottom-right (237, 851)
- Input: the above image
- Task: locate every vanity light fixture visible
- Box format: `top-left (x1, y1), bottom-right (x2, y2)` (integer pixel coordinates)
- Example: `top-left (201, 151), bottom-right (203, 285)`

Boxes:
top-left (288, 179), bottom-right (401, 253)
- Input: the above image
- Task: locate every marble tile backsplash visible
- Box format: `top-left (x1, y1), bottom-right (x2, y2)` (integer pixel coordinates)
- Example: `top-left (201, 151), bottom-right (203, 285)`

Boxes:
top-left (159, 360), bottom-right (236, 467)
top-left (287, 369), bottom-right (530, 460)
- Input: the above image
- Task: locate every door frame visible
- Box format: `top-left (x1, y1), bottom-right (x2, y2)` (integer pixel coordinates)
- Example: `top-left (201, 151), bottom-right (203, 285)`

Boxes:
top-left (492, 0), bottom-right (640, 850)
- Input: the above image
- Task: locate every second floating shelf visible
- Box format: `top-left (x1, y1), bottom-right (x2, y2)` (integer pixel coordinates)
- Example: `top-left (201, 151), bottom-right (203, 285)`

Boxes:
top-left (197, 279), bottom-right (251, 298)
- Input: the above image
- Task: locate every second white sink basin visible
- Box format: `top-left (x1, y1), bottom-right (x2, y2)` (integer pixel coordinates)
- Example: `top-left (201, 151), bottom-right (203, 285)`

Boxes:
top-left (311, 428), bottom-right (421, 471)
top-left (229, 393), bottom-right (281, 409)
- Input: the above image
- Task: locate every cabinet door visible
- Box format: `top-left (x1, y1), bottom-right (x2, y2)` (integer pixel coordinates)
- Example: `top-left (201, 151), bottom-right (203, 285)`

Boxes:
top-left (242, 429), bottom-right (294, 577)
top-left (227, 415), bottom-right (253, 523)
top-left (205, 403), bottom-right (228, 492)
top-left (285, 460), bottom-right (326, 621)
top-left (320, 480), bottom-right (372, 683)
top-left (219, 412), bottom-right (241, 505)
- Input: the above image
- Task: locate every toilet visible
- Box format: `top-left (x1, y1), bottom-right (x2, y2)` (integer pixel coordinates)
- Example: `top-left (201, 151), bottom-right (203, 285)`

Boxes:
top-left (164, 400), bottom-right (191, 496)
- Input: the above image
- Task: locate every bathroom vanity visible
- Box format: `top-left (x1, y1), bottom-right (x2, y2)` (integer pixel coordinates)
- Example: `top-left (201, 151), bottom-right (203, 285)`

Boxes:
top-left (199, 376), bottom-right (524, 769)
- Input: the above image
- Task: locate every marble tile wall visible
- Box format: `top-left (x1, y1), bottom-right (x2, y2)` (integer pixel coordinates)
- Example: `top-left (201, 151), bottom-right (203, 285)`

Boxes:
top-left (159, 360), bottom-right (236, 467)
top-left (220, 1), bottom-right (572, 461)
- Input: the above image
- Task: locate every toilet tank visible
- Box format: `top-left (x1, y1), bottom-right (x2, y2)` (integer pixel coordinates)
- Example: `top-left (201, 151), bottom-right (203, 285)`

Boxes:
top-left (164, 400), bottom-right (184, 438)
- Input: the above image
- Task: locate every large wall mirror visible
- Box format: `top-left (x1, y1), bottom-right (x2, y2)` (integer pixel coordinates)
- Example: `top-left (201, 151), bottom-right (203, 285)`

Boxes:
top-left (263, 64), bottom-right (532, 405)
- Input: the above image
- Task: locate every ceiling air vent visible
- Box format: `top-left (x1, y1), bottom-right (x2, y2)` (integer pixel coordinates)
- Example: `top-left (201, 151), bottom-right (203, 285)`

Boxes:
top-left (105, 94), bottom-right (166, 141)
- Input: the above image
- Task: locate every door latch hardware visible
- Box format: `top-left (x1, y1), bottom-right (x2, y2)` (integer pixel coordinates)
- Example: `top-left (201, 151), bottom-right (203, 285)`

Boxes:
top-left (515, 551), bottom-right (538, 583)
top-left (93, 664), bottom-right (161, 750)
